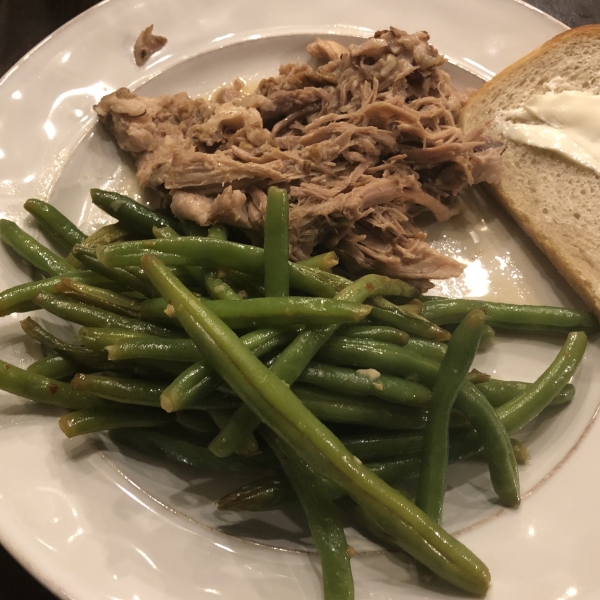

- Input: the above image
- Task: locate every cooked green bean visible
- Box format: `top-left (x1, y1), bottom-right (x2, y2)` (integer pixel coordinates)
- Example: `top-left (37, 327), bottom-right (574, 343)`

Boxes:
top-left (77, 327), bottom-right (155, 350)
top-left (294, 384), bottom-right (427, 429)
top-left (175, 411), bottom-right (218, 434)
top-left (298, 362), bottom-right (432, 407)
top-left (72, 245), bottom-right (156, 297)
top-left (218, 455), bottom-right (423, 511)
top-left (264, 429), bottom-right (354, 600)
top-left (421, 298), bottom-right (600, 334)
top-left (340, 432), bottom-right (424, 461)
top-left (21, 318), bottom-right (165, 379)
top-left (32, 293), bottom-right (180, 337)
top-left (297, 252), bottom-right (339, 271)
top-left (264, 187), bottom-right (290, 298)
top-left (0, 359), bottom-right (105, 409)
top-left (140, 296), bottom-right (371, 329)
top-left (55, 278), bottom-right (142, 318)
top-left (475, 438), bottom-right (530, 466)
top-left (416, 310), bottom-right (498, 524)
top-left (370, 299), bottom-right (451, 342)
top-left (404, 338), bottom-right (447, 362)
top-left (497, 332), bottom-right (587, 434)
top-left (477, 380), bottom-right (575, 408)
top-left (339, 325), bottom-right (409, 346)
top-left (202, 226), bottom-right (239, 300)
top-left (20, 317), bottom-right (115, 370)
top-left (160, 328), bottom-right (297, 412)
top-left (59, 404), bottom-right (173, 438)
top-left (97, 237), bottom-right (338, 297)
top-left (141, 255), bottom-right (490, 596)
top-left (24, 199), bottom-right (86, 253)
top-left (0, 219), bottom-right (77, 276)
top-left (217, 474), bottom-right (298, 511)
top-left (209, 409), bottom-right (260, 457)
top-left (108, 427), bottom-right (272, 473)
top-left (78, 222), bottom-right (133, 248)
top-left (0, 270), bottom-right (117, 317)
top-left (220, 333), bottom-right (585, 513)
top-left (26, 355), bottom-right (80, 379)
top-left (317, 337), bottom-right (519, 507)
top-left (70, 374), bottom-right (164, 406)
top-left (90, 189), bottom-right (183, 235)
top-left (106, 338), bottom-right (201, 362)
top-left (209, 275), bottom-right (422, 458)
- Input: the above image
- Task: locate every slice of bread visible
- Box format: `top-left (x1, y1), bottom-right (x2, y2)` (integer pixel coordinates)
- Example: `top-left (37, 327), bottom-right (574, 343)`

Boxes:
top-left (460, 25), bottom-right (600, 318)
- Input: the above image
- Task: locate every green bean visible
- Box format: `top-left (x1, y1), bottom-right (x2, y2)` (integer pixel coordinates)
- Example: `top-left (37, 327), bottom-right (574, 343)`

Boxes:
top-left (339, 325), bottom-right (409, 346)
top-left (97, 237), bottom-right (338, 297)
top-left (59, 404), bottom-right (173, 438)
top-left (370, 299), bottom-right (451, 342)
top-left (416, 310), bottom-right (499, 524)
top-left (77, 222), bottom-right (133, 248)
top-left (0, 219), bottom-right (77, 276)
top-left (106, 338), bottom-right (201, 362)
top-left (108, 427), bottom-right (271, 473)
top-left (141, 296), bottom-right (371, 329)
top-left (421, 298), bottom-right (600, 334)
top-left (317, 337), bottom-right (519, 507)
top-left (293, 384), bottom-right (427, 429)
top-left (222, 333), bottom-right (586, 513)
top-left (297, 252), bottom-right (339, 271)
top-left (497, 332), bottom-right (587, 434)
top-left (90, 189), bottom-right (183, 235)
top-left (477, 380), bottom-right (575, 408)
top-left (264, 429), bottom-right (354, 600)
top-left (223, 270), bottom-right (265, 298)
top-left (209, 409), bottom-right (260, 457)
top-left (20, 317), bottom-right (116, 371)
top-left (32, 293), bottom-right (180, 338)
top-left (474, 438), bottom-right (530, 466)
top-left (24, 199), bottom-right (86, 253)
top-left (209, 275), bottom-right (421, 458)
top-left (201, 223), bottom-right (237, 297)
top-left (26, 355), bottom-right (80, 379)
top-left (264, 187), bottom-right (290, 297)
top-left (55, 278), bottom-right (142, 318)
top-left (341, 432), bottom-right (424, 461)
top-left (70, 374), bottom-right (164, 407)
top-left (78, 327), bottom-right (157, 350)
top-left (179, 220), bottom-right (209, 237)
top-left (160, 329), bottom-right (297, 412)
top-left (403, 338), bottom-right (447, 362)
top-left (153, 225), bottom-right (208, 290)
top-left (0, 359), bottom-right (105, 409)
top-left (217, 474), bottom-right (297, 511)
top-left (0, 271), bottom-right (118, 317)
top-left (298, 362), bottom-right (432, 407)
top-left (21, 317), bottom-right (165, 379)
top-left (72, 245), bottom-right (157, 297)
top-left (203, 272), bottom-right (240, 301)
top-left (175, 411), bottom-right (218, 434)
top-left (141, 255), bottom-right (490, 596)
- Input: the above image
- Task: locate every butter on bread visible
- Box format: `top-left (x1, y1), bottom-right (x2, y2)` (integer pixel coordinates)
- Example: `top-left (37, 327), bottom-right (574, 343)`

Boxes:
top-left (460, 25), bottom-right (600, 318)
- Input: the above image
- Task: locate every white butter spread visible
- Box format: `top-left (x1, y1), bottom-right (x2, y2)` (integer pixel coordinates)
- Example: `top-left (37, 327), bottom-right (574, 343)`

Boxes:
top-left (502, 90), bottom-right (600, 175)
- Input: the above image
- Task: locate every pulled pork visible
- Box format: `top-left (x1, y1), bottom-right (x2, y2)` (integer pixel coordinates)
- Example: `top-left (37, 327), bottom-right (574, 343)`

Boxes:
top-left (95, 27), bottom-right (501, 282)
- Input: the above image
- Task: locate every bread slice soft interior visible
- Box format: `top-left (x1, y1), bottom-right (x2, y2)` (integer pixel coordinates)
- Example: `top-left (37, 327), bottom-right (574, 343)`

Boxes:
top-left (460, 25), bottom-right (600, 318)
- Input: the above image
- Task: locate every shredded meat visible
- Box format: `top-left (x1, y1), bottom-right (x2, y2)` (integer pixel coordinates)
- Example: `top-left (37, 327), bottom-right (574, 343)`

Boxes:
top-left (133, 25), bottom-right (167, 66)
top-left (96, 27), bottom-right (502, 281)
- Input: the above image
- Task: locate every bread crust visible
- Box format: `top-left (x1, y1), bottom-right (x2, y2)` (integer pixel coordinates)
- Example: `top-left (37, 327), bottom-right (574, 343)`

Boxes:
top-left (460, 25), bottom-right (600, 319)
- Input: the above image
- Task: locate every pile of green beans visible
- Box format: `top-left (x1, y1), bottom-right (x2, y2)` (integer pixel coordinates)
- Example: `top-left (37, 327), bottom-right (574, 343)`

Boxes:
top-left (0, 187), bottom-right (594, 600)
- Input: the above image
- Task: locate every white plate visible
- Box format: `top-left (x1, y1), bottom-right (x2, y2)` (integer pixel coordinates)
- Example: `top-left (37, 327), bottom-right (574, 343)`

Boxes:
top-left (0, 1), bottom-right (597, 599)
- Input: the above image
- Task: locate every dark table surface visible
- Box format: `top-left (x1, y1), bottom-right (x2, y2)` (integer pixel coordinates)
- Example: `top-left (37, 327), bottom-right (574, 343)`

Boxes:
top-left (1, 0), bottom-right (599, 598)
